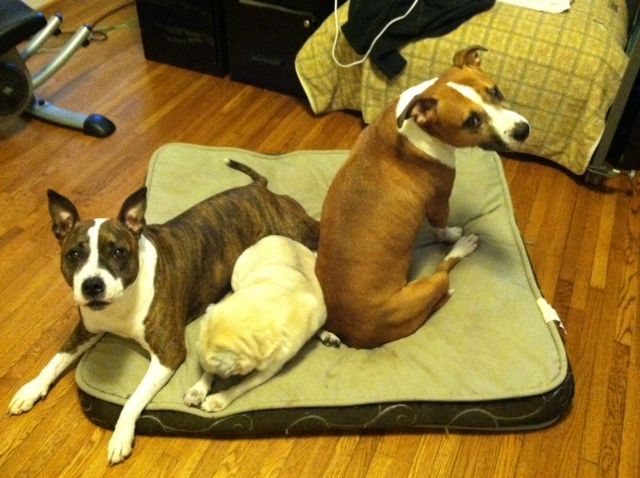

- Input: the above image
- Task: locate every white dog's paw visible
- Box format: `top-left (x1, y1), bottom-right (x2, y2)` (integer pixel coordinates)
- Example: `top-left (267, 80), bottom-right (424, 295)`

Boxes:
top-left (446, 234), bottom-right (479, 260)
top-left (108, 423), bottom-right (135, 465)
top-left (183, 383), bottom-right (208, 407)
top-left (436, 227), bottom-right (463, 243)
top-left (201, 393), bottom-right (229, 413)
top-left (318, 330), bottom-right (341, 348)
top-left (8, 379), bottom-right (49, 415)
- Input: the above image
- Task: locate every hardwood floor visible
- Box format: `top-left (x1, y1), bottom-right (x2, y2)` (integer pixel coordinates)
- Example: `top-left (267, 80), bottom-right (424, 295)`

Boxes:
top-left (0, 1), bottom-right (638, 476)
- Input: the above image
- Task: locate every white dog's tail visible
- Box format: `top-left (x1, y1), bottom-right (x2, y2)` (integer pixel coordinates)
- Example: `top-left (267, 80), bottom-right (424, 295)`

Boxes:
top-left (224, 158), bottom-right (268, 187)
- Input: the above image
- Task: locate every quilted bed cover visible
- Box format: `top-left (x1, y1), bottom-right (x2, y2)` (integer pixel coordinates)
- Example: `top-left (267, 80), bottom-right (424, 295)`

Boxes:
top-left (295, 0), bottom-right (629, 175)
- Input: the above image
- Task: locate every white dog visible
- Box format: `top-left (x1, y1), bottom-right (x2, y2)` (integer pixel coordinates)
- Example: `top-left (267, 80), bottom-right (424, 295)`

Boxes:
top-left (184, 235), bottom-right (339, 412)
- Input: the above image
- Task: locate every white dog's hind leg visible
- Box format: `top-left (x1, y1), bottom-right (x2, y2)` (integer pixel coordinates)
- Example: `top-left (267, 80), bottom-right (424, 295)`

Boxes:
top-left (184, 372), bottom-right (214, 407)
top-left (200, 364), bottom-right (283, 413)
top-left (108, 355), bottom-right (174, 465)
top-left (318, 329), bottom-right (341, 347)
top-left (8, 332), bottom-right (102, 415)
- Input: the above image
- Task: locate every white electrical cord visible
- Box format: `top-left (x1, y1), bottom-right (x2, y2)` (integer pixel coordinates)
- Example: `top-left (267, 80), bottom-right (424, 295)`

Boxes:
top-left (331, 0), bottom-right (420, 68)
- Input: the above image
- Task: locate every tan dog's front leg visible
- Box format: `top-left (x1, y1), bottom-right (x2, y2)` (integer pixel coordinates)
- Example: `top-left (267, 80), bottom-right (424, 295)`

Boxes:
top-left (426, 196), bottom-right (462, 243)
top-left (376, 235), bottom-right (479, 346)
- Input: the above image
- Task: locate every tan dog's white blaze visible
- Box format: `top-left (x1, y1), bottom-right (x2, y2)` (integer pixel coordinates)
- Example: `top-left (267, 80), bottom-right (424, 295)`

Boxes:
top-left (184, 235), bottom-right (338, 413)
top-left (316, 46), bottom-right (530, 349)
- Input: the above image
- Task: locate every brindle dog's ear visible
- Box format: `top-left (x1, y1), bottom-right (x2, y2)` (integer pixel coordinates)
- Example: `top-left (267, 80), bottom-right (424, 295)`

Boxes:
top-left (453, 45), bottom-right (487, 69)
top-left (118, 187), bottom-right (147, 236)
top-left (397, 96), bottom-right (438, 129)
top-left (47, 189), bottom-right (79, 244)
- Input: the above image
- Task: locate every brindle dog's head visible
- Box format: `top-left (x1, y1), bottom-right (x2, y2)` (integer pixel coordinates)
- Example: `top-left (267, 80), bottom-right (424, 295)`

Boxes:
top-left (47, 188), bottom-right (147, 310)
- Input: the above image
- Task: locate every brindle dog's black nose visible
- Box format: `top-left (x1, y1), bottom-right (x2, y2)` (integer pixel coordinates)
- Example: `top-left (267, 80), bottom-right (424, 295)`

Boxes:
top-left (512, 122), bottom-right (530, 142)
top-left (82, 277), bottom-right (106, 299)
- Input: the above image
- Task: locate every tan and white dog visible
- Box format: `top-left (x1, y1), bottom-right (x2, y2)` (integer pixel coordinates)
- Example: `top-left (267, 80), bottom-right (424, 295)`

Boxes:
top-left (184, 235), bottom-right (338, 412)
top-left (8, 161), bottom-right (319, 465)
top-left (316, 46), bottom-right (530, 348)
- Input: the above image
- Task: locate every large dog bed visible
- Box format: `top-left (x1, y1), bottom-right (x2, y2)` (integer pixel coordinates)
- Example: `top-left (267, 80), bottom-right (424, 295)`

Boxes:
top-left (76, 143), bottom-right (574, 435)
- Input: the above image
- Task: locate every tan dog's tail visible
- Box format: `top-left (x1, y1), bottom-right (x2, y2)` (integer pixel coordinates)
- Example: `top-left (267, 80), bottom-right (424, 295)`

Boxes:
top-left (225, 158), bottom-right (268, 187)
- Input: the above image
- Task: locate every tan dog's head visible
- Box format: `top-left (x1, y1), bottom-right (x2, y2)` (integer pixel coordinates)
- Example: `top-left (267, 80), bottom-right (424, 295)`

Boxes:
top-left (396, 45), bottom-right (530, 152)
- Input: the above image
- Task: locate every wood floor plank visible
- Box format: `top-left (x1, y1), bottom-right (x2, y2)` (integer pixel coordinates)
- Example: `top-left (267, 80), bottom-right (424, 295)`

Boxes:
top-left (581, 285), bottom-right (622, 464)
top-left (618, 358), bottom-right (640, 478)
top-left (613, 186), bottom-right (640, 352)
top-left (322, 434), bottom-right (362, 477)
top-left (425, 434), bottom-right (464, 478)
top-left (363, 434), bottom-right (423, 478)
top-left (253, 437), bottom-right (295, 478)
top-left (569, 188), bottom-right (605, 311)
top-left (590, 187), bottom-right (619, 289)
top-left (448, 434), bottom-right (504, 478)
top-left (277, 435), bottom-right (339, 477)
top-left (597, 342), bottom-right (630, 478)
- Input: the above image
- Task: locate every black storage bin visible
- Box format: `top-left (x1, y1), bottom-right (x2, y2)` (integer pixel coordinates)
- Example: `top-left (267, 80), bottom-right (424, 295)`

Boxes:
top-left (135, 0), bottom-right (227, 76)
top-left (223, 0), bottom-right (334, 96)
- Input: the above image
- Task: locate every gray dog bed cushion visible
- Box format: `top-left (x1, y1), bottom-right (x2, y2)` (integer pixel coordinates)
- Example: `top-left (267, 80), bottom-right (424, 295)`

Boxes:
top-left (75, 143), bottom-right (573, 435)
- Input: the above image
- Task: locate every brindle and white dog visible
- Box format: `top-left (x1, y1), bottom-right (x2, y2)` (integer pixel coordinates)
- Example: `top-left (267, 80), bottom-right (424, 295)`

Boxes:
top-left (8, 160), bottom-right (319, 465)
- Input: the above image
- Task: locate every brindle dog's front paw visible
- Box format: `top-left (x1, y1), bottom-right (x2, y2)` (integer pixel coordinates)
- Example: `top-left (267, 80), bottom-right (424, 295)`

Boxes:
top-left (108, 422), bottom-right (135, 465)
top-left (8, 379), bottom-right (49, 415)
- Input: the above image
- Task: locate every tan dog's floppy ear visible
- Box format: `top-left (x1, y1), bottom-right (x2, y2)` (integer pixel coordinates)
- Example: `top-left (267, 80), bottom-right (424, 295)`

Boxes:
top-left (397, 96), bottom-right (438, 129)
top-left (118, 187), bottom-right (147, 235)
top-left (453, 45), bottom-right (487, 69)
top-left (48, 190), bottom-right (80, 244)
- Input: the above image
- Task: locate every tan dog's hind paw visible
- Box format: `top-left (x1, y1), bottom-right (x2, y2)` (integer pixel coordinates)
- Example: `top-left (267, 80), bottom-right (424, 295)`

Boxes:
top-left (435, 226), bottom-right (463, 243)
top-left (445, 234), bottom-right (479, 260)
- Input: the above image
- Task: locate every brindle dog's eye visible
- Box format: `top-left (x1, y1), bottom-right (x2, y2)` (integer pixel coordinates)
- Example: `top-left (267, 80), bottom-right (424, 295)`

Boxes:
top-left (488, 86), bottom-right (504, 102)
top-left (113, 247), bottom-right (129, 260)
top-left (66, 248), bottom-right (82, 262)
top-left (463, 113), bottom-right (482, 130)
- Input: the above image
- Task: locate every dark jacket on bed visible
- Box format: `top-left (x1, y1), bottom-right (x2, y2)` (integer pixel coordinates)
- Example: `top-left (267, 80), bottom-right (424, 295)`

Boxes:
top-left (341, 0), bottom-right (495, 78)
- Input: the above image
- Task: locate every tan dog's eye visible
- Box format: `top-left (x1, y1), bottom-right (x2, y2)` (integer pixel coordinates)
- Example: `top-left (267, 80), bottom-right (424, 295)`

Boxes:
top-left (463, 112), bottom-right (483, 130)
top-left (488, 86), bottom-right (504, 102)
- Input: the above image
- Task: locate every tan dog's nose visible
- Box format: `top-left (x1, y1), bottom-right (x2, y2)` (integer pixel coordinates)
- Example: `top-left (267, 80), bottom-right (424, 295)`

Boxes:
top-left (512, 121), bottom-right (530, 142)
